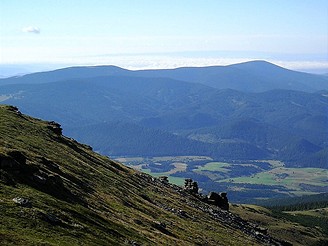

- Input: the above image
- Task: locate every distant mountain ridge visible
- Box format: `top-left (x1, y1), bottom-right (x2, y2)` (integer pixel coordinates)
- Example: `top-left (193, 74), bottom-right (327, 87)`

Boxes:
top-left (0, 66), bottom-right (327, 167)
top-left (1, 60), bottom-right (328, 92)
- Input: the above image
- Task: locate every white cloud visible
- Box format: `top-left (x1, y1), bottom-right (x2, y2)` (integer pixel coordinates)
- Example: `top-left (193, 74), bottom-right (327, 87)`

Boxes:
top-left (22, 26), bottom-right (40, 34)
top-left (1, 44), bottom-right (327, 74)
top-left (72, 54), bottom-right (328, 73)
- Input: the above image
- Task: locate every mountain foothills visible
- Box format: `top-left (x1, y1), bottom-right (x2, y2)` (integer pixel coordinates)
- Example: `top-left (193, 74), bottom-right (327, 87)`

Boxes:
top-left (1, 105), bottom-right (328, 246)
top-left (0, 61), bottom-right (327, 201)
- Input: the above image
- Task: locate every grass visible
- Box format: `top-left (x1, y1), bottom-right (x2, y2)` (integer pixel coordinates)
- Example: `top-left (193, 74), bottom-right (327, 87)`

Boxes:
top-left (119, 155), bottom-right (327, 200)
top-left (138, 157), bottom-right (326, 199)
top-left (193, 162), bottom-right (231, 173)
top-left (286, 208), bottom-right (328, 218)
top-left (231, 204), bottom-right (328, 246)
top-left (165, 162), bottom-right (187, 174)
top-left (115, 156), bottom-right (212, 164)
top-left (1, 105), bottom-right (327, 245)
top-left (141, 168), bottom-right (186, 186)
top-left (2, 105), bottom-right (267, 245)
top-left (218, 167), bottom-right (328, 194)
top-left (271, 209), bottom-right (328, 238)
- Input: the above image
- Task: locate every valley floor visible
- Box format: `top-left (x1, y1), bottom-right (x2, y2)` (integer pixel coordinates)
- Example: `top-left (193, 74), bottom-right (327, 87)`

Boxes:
top-left (116, 156), bottom-right (328, 203)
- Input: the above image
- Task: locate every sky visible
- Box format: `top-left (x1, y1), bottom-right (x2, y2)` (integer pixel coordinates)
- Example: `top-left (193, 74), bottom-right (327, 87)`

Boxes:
top-left (0, 0), bottom-right (327, 74)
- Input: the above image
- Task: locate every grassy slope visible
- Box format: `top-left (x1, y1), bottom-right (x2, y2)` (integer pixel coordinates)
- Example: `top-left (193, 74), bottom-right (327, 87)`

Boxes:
top-left (0, 105), bottom-right (262, 245)
top-left (231, 204), bottom-right (328, 246)
top-left (1, 105), bottom-right (327, 245)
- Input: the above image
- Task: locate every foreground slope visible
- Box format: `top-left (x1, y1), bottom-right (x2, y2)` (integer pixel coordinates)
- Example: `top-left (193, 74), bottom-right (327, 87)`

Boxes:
top-left (0, 105), bottom-right (296, 245)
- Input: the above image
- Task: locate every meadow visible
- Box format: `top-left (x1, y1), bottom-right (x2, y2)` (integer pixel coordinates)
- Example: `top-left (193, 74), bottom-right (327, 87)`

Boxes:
top-left (118, 157), bottom-right (328, 202)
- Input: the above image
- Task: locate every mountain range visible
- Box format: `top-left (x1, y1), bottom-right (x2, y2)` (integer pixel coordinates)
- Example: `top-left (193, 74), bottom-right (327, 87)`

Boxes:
top-left (1, 60), bottom-right (328, 92)
top-left (0, 61), bottom-right (327, 168)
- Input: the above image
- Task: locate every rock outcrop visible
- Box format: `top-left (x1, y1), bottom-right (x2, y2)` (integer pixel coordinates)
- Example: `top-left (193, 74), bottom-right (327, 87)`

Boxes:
top-left (184, 178), bottom-right (199, 194)
top-left (159, 176), bottom-right (169, 184)
top-left (183, 178), bottom-right (229, 211)
top-left (207, 192), bottom-right (229, 211)
top-left (47, 121), bottom-right (62, 135)
top-left (0, 150), bottom-right (26, 170)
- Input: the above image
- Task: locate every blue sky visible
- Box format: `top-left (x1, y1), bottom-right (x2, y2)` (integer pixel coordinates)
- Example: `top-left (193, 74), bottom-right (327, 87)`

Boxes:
top-left (0, 0), bottom-right (327, 73)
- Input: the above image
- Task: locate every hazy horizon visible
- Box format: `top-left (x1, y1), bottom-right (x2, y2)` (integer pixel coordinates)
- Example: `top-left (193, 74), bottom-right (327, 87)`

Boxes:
top-left (1, 0), bottom-right (327, 76)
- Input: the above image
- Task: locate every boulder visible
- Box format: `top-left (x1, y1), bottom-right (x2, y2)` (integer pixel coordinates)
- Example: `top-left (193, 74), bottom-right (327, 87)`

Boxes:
top-left (7, 106), bottom-right (21, 114)
top-left (184, 178), bottom-right (199, 194)
top-left (47, 174), bottom-right (63, 187)
top-left (255, 227), bottom-right (268, 235)
top-left (159, 176), bottom-right (169, 184)
top-left (40, 212), bottom-right (61, 224)
top-left (32, 171), bottom-right (48, 184)
top-left (47, 121), bottom-right (62, 135)
top-left (207, 192), bottom-right (222, 205)
top-left (0, 156), bottom-right (18, 169)
top-left (39, 157), bottom-right (60, 171)
top-left (7, 150), bottom-right (26, 165)
top-left (177, 209), bottom-right (187, 217)
top-left (220, 192), bottom-right (229, 211)
top-left (12, 197), bottom-right (31, 207)
top-left (207, 192), bottom-right (229, 211)
top-left (0, 151), bottom-right (26, 170)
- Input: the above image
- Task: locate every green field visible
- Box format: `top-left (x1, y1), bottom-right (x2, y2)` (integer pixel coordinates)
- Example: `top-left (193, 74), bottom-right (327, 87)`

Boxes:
top-left (117, 156), bottom-right (328, 201)
top-left (141, 167), bottom-right (186, 186)
top-left (193, 162), bottom-right (230, 173)
top-left (219, 168), bottom-right (327, 188)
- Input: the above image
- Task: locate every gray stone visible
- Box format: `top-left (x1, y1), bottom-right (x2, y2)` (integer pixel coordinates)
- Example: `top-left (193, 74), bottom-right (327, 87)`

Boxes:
top-left (159, 176), bottom-right (169, 184)
top-left (207, 192), bottom-right (229, 211)
top-left (44, 213), bottom-right (60, 223)
top-left (47, 121), bottom-right (62, 135)
top-left (12, 197), bottom-right (31, 207)
top-left (47, 174), bottom-right (63, 186)
top-left (184, 178), bottom-right (199, 194)
top-left (33, 173), bottom-right (47, 184)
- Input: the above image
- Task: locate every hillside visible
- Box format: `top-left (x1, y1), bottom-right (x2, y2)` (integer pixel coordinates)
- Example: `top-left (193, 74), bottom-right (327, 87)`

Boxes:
top-left (0, 75), bottom-right (327, 167)
top-left (0, 105), bottom-right (289, 245)
top-left (231, 203), bottom-right (328, 246)
top-left (1, 105), bottom-right (328, 245)
top-left (65, 121), bottom-right (268, 160)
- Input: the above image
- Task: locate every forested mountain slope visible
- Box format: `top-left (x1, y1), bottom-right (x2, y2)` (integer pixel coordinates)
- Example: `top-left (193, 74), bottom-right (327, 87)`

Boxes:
top-left (1, 74), bottom-right (326, 166)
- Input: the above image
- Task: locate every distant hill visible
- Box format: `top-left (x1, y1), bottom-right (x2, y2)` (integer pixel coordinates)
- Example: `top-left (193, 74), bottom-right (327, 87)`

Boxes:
top-left (0, 65), bottom-right (128, 85)
top-left (256, 192), bottom-right (328, 208)
top-left (185, 118), bottom-right (326, 168)
top-left (0, 71), bottom-right (327, 167)
top-left (135, 60), bottom-right (328, 92)
top-left (1, 61), bottom-right (328, 92)
top-left (66, 121), bottom-right (269, 160)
